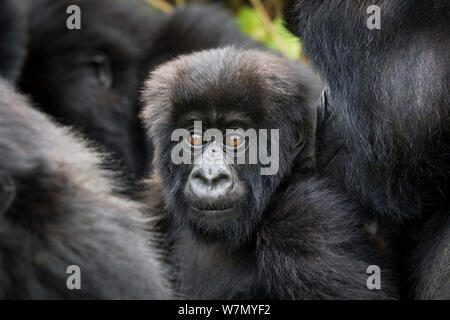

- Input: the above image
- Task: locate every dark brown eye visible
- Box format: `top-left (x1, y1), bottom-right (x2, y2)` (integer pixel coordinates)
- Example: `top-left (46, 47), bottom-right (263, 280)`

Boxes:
top-left (226, 134), bottom-right (243, 148)
top-left (190, 133), bottom-right (203, 147)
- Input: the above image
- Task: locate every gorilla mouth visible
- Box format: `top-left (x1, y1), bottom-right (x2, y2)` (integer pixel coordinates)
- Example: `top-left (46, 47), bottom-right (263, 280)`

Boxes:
top-left (189, 205), bottom-right (236, 215)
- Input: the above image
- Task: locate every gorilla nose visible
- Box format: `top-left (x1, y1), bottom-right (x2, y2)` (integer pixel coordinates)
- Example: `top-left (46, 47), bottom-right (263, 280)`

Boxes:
top-left (190, 165), bottom-right (232, 192)
top-left (192, 165), bottom-right (232, 189)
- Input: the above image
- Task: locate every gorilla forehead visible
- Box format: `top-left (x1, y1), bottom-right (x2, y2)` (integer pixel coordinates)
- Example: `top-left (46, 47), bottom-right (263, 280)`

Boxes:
top-left (171, 49), bottom-right (266, 121)
top-left (143, 47), bottom-right (307, 131)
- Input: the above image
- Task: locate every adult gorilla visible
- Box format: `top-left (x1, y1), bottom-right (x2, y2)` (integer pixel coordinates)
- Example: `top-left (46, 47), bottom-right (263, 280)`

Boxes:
top-left (0, 0), bottom-right (171, 299)
top-left (0, 79), bottom-right (172, 299)
top-left (284, 0), bottom-right (449, 299)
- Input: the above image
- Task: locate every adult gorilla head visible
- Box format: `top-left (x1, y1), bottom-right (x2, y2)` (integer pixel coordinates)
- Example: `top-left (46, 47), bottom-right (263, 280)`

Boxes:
top-left (142, 47), bottom-right (320, 247)
top-left (19, 0), bottom-right (160, 179)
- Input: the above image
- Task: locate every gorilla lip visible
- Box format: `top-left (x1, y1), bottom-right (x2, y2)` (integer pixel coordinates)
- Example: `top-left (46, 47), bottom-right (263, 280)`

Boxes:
top-left (189, 205), bottom-right (236, 216)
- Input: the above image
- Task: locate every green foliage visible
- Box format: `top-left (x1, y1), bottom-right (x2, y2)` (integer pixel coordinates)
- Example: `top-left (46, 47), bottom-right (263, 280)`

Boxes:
top-left (236, 6), bottom-right (301, 61)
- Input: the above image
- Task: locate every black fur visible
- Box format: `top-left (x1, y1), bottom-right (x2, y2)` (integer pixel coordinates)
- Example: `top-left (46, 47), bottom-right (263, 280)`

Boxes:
top-left (0, 0), bottom-right (26, 82)
top-left (284, 0), bottom-right (449, 299)
top-left (0, 79), bottom-right (171, 299)
top-left (142, 47), bottom-right (398, 299)
top-left (19, 0), bottom-right (258, 181)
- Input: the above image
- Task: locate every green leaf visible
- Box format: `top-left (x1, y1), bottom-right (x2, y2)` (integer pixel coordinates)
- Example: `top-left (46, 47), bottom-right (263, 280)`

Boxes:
top-left (236, 6), bottom-right (302, 61)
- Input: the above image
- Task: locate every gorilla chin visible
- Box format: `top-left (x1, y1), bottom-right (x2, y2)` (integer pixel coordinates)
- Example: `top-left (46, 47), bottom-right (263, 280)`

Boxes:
top-left (184, 202), bottom-right (261, 248)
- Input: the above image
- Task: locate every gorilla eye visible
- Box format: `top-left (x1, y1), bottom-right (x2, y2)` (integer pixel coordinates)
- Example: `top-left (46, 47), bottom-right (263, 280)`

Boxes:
top-left (226, 134), bottom-right (243, 148)
top-left (189, 132), bottom-right (203, 147)
top-left (89, 54), bottom-right (113, 89)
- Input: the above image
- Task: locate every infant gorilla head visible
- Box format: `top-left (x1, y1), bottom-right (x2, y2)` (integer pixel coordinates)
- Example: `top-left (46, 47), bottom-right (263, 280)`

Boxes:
top-left (142, 47), bottom-right (321, 247)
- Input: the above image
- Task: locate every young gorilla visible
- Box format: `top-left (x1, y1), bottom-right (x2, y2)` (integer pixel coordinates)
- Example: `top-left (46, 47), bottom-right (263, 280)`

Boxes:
top-left (141, 47), bottom-right (398, 299)
top-left (284, 0), bottom-right (449, 299)
top-left (0, 79), bottom-right (171, 299)
top-left (19, 0), bottom-right (258, 181)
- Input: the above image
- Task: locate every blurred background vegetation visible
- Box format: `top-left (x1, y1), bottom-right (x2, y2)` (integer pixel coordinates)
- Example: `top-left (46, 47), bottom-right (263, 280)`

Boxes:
top-left (145, 0), bottom-right (305, 62)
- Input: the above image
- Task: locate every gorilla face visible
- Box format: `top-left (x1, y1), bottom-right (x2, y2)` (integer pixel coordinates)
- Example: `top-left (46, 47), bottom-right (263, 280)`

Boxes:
top-left (19, 0), bottom-right (166, 178)
top-left (142, 47), bottom-right (321, 246)
top-left (174, 111), bottom-right (262, 245)
top-left (182, 126), bottom-right (249, 217)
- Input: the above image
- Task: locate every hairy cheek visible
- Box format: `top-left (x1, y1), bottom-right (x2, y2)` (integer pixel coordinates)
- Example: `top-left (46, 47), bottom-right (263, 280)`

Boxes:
top-left (235, 167), bottom-right (263, 208)
top-left (163, 165), bottom-right (191, 202)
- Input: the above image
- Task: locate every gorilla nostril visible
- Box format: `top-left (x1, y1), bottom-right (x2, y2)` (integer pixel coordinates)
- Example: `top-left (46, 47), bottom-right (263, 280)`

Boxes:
top-left (191, 169), bottom-right (209, 186)
top-left (211, 172), bottom-right (231, 188)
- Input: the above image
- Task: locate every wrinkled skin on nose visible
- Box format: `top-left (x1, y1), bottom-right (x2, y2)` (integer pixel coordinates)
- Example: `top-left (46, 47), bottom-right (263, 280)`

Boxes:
top-left (189, 164), bottom-right (233, 198)
top-left (184, 142), bottom-right (245, 211)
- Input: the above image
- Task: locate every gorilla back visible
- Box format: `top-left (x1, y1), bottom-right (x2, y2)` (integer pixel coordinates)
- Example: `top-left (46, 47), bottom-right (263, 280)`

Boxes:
top-left (284, 0), bottom-right (449, 299)
top-left (0, 79), bottom-right (171, 299)
top-left (284, 0), bottom-right (449, 222)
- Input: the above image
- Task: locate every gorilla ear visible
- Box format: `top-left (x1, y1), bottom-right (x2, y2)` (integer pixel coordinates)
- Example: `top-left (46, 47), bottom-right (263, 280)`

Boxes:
top-left (293, 106), bottom-right (317, 173)
top-left (0, 173), bottom-right (16, 217)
